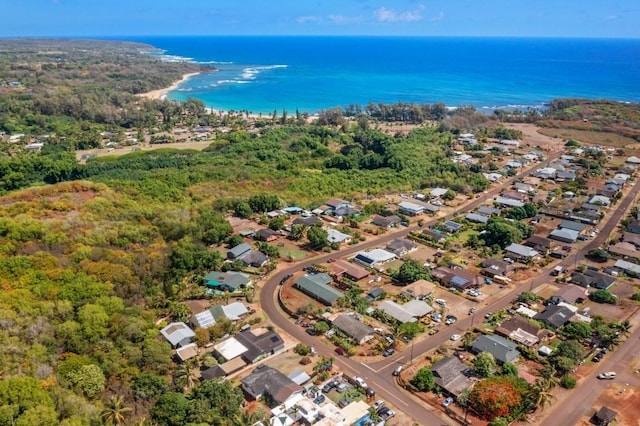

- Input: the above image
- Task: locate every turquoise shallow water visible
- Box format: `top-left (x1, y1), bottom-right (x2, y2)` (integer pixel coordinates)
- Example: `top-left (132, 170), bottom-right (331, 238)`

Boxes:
top-left (121, 36), bottom-right (640, 114)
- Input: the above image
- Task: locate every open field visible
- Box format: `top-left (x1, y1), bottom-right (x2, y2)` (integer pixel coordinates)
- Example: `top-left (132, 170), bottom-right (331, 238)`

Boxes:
top-left (75, 140), bottom-right (214, 161)
top-left (537, 127), bottom-right (640, 150)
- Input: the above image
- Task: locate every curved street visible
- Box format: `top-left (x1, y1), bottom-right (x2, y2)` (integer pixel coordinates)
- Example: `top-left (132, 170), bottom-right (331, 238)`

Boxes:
top-left (259, 154), bottom-right (640, 425)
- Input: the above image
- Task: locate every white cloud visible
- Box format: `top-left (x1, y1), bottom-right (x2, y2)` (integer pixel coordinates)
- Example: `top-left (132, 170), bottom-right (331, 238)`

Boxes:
top-left (374, 4), bottom-right (425, 23)
top-left (429, 11), bottom-right (444, 22)
top-left (296, 15), bottom-right (323, 24)
top-left (328, 14), bottom-right (362, 24)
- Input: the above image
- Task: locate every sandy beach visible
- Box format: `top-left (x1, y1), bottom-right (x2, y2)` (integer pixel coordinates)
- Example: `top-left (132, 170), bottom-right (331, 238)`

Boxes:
top-left (138, 72), bottom-right (201, 101)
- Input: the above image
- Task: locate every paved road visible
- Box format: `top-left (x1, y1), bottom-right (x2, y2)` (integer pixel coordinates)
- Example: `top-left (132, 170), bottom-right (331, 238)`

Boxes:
top-left (260, 152), bottom-right (640, 424)
top-left (260, 155), bottom-right (564, 424)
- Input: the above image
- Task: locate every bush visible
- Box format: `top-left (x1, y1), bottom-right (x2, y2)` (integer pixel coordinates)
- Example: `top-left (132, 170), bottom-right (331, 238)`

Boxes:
top-left (631, 293), bottom-right (640, 301)
top-left (295, 343), bottom-right (311, 356)
top-left (590, 289), bottom-right (617, 304)
top-left (300, 356), bottom-right (312, 365)
top-left (560, 374), bottom-right (576, 389)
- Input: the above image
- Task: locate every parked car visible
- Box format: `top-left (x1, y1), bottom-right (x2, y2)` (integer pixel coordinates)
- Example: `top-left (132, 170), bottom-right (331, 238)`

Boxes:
top-left (445, 315), bottom-right (458, 325)
top-left (378, 408), bottom-right (396, 419)
top-left (335, 347), bottom-right (348, 356)
top-left (435, 298), bottom-right (447, 305)
top-left (354, 376), bottom-right (368, 389)
top-left (593, 352), bottom-right (604, 362)
top-left (442, 397), bottom-right (454, 407)
top-left (322, 381), bottom-right (336, 393)
top-left (313, 394), bottom-right (326, 404)
top-left (429, 327), bottom-right (440, 335)
top-left (597, 372), bottom-right (617, 380)
top-left (468, 307), bottom-right (477, 314)
top-left (305, 328), bottom-right (319, 336)
top-left (336, 383), bottom-right (349, 393)
top-left (450, 334), bottom-right (461, 341)
top-left (383, 348), bottom-right (395, 357)
top-left (367, 400), bottom-right (382, 413)
top-left (338, 398), bottom-right (350, 408)
top-left (366, 388), bottom-right (376, 398)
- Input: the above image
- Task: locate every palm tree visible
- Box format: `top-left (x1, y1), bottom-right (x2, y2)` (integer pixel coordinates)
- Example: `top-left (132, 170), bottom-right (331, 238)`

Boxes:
top-left (529, 377), bottom-right (556, 411)
top-left (174, 360), bottom-right (200, 392)
top-left (232, 408), bottom-right (267, 426)
top-left (101, 395), bottom-right (133, 426)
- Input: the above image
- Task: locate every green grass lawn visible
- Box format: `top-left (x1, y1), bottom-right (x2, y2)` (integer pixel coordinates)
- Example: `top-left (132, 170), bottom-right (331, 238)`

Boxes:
top-left (280, 246), bottom-right (309, 260)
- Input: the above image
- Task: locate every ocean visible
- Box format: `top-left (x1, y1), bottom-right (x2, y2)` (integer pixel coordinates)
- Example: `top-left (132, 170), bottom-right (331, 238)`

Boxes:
top-left (123, 36), bottom-right (640, 114)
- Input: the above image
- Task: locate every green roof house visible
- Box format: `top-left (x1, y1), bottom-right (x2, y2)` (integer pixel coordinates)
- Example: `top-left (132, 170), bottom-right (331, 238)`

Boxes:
top-left (293, 273), bottom-right (343, 306)
top-left (203, 271), bottom-right (251, 292)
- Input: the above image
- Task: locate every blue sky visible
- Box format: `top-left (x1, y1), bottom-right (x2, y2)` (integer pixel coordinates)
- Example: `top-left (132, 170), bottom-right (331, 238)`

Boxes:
top-left (1, 0), bottom-right (638, 38)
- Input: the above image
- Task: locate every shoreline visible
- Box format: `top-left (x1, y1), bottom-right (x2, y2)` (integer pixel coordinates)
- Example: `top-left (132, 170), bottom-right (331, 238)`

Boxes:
top-left (137, 72), bottom-right (202, 101)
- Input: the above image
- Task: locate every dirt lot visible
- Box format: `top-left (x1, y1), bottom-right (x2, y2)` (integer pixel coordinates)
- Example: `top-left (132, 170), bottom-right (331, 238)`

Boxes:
top-left (75, 140), bottom-right (214, 162)
top-left (506, 123), bottom-right (567, 153)
top-left (576, 382), bottom-right (640, 426)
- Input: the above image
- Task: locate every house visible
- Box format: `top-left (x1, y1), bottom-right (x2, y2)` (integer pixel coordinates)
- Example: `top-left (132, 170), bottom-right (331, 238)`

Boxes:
top-left (420, 229), bottom-right (446, 243)
top-left (514, 182), bottom-right (535, 193)
top-left (366, 287), bottom-right (384, 302)
top-left (203, 271), bottom-right (251, 292)
top-left (176, 343), bottom-right (199, 362)
top-left (549, 228), bottom-right (580, 243)
top-left (432, 267), bottom-right (483, 290)
top-left (477, 206), bottom-right (501, 217)
top-left (228, 243), bottom-right (252, 259)
top-left (625, 156), bottom-right (640, 167)
top-left (581, 202), bottom-right (603, 212)
top-left (353, 249), bottom-right (396, 267)
top-left (556, 171), bottom-right (576, 181)
top-left (191, 308), bottom-right (217, 329)
top-left (494, 197), bottom-right (525, 208)
top-left (501, 190), bottom-right (528, 202)
top-left (255, 228), bottom-right (279, 242)
top-left (500, 139), bottom-right (520, 147)
top-left (398, 201), bottom-right (424, 216)
top-left (372, 215), bottom-right (402, 228)
top-left (551, 283), bottom-right (589, 305)
top-left (627, 220), bottom-right (640, 234)
top-left (465, 213), bottom-right (489, 224)
top-left (294, 274), bottom-right (343, 306)
top-left (326, 198), bottom-right (351, 211)
top-left (327, 259), bottom-right (370, 281)
top-left (534, 305), bottom-right (574, 328)
top-left (430, 357), bottom-right (474, 396)
top-left (160, 322), bottom-right (195, 348)
top-left (495, 316), bottom-right (542, 347)
top-left (572, 270), bottom-right (616, 289)
top-left (385, 239), bottom-right (418, 257)
top-left (327, 228), bottom-right (352, 245)
top-left (505, 243), bottom-right (539, 262)
top-left (219, 302), bottom-right (250, 321)
top-left (377, 300), bottom-right (426, 323)
top-left (441, 220), bottom-right (463, 233)
top-left (614, 259), bottom-right (640, 275)
top-left (623, 232), bottom-right (640, 248)
top-left (481, 258), bottom-right (516, 278)
top-left (471, 334), bottom-right (519, 364)
top-left (332, 314), bottom-right (374, 345)
top-left (593, 407), bottom-right (618, 426)
top-left (422, 202), bottom-right (441, 215)
top-left (232, 250), bottom-right (268, 268)
top-left (608, 242), bottom-right (640, 260)
top-left (241, 365), bottom-right (303, 407)
top-left (589, 195), bottom-right (611, 206)
top-left (559, 220), bottom-right (587, 233)
top-left (533, 167), bottom-right (557, 180)
top-left (292, 216), bottom-right (322, 227)
top-left (430, 188), bottom-right (449, 198)
top-left (201, 357), bottom-right (247, 380)
top-left (235, 330), bottom-right (285, 363)
top-left (597, 188), bottom-right (617, 198)
top-left (505, 160), bottom-right (523, 169)
top-left (525, 235), bottom-right (556, 253)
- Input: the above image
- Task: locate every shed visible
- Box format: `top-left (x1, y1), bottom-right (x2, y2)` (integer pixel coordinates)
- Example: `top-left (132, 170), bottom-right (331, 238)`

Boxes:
top-left (593, 407), bottom-right (617, 426)
top-left (288, 370), bottom-right (312, 386)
